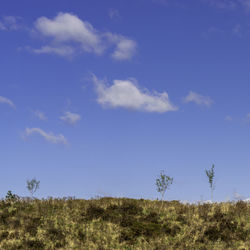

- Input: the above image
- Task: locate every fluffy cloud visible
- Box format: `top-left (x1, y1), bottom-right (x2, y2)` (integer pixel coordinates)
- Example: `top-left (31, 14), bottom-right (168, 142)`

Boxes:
top-left (34, 110), bottom-right (47, 121)
top-left (112, 38), bottom-right (137, 61)
top-left (60, 111), bottom-right (81, 125)
top-left (92, 75), bottom-right (177, 113)
top-left (35, 13), bottom-right (103, 54)
top-left (31, 12), bottom-right (136, 60)
top-left (0, 96), bottom-right (15, 108)
top-left (25, 128), bottom-right (67, 145)
top-left (184, 91), bottom-right (213, 107)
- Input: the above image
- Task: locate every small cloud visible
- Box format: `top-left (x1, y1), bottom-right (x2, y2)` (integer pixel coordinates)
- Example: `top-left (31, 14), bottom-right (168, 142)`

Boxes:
top-left (0, 22), bottom-right (6, 30)
top-left (92, 75), bottom-right (178, 113)
top-left (0, 16), bottom-right (23, 31)
top-left (25, 127), bottom-right (67, 145)
top-left (245, 113), bottom-right (250, 120)
top-left (34, 110), bottom-right (47, 121)
top-left (60, 111), bottom-right (81, 125)
top-left (34, 13), bottom-right (104, 55)
top-left (240, 0), bottom-right (250, 11)
top-left (31, 45), bottom-right (75, 57)
top-left (204, 0), bottom-right (237, 10)
top-left (184, 91), bottom-right (213, 107)
top-left (232, 24), bottom-right (242, 35)
top-left (27, 12), bottom-right (136, 61)
top-left (233, 190), bottom-right (245, 201)
top-left (109, 9), bottom-right (120, 19)
top-left (201, 27), bottom-right (225, 39)
top-left (0, 96), bottom-right (15, 108)
top-left (244, 113), bottom-right (250, 122)
top-left (204, 0), bottom-right (250, 12)
top-left (225, 115), bottom-right (233, 121)
top-left (106, 32), bottom-right (137, 61)
top-left (112, 38), bottom-right (137, 61)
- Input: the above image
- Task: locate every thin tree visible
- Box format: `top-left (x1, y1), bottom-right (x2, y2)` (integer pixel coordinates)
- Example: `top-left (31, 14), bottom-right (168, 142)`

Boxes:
top-left (205, 164), bottom-right (215, 201)
top-left (156, 170), bottom-right (173, 207)
top-left (26, 178), bottom-right (40, 198)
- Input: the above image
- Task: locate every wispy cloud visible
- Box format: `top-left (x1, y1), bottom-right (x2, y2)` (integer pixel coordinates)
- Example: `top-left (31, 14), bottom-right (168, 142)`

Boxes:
top-left (233, 191), bottom-right (245, 200)
top-left (242, 113), bottom-right (250, 123)
top-left (0, 96), bottom-right (15, 108)
top-left (25, 127), bottom-right (67, 145)
top-left (92, 75), bottom-right (177, 113)
top-left (34, 110), bottom-right (47, 121)
top-left (244, 113), bottom-right (250, 122)
top-left (205, 0), bottom-right (237, 10)
top-left (240, 0), bottom-right (250, 11)
top-left (201, 27), bottom-right (225, 39)
top-left (0, 16), bottom-right (23, 31)
top-left (32, 45), bottom-right (75, 57)
top-left (204, 0), bottom-right (250, 11)
top-left (109, 9), bottom-right (120, 19)
top-left (152, 0), bottom-right (186, 7)
top-left (60, 111), bottom-right (81, 125)
top-left (184, 91), bottom-right (213, 107)
top-left (225, 115), bottom-right (233, 121)
top-left (30, 12), bottom-right (136, 60)
top-left (232, 24), bottom-right (243, 36)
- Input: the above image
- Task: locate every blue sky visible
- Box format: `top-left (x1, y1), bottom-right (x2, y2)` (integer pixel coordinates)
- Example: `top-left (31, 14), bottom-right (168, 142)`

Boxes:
top-left (1, 0), bottom-right (250, 201)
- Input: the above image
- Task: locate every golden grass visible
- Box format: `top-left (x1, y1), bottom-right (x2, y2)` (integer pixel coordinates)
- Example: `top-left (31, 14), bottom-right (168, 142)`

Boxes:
top-left (0, 197), bottom-right (249, 249)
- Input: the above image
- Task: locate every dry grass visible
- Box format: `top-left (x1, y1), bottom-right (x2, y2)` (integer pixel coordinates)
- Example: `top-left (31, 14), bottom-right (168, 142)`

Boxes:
top-left (0, 197), bottom-right (249, 249)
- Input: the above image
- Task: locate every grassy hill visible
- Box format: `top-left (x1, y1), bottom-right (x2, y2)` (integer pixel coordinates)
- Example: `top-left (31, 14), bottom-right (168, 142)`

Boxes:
top-left (0, 197), bottom-right (249, 249)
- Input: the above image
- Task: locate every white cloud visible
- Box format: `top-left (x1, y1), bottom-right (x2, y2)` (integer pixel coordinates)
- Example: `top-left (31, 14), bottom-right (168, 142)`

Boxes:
top-left (240, 0), bottom-right (250, 10)
top-left (233, 191), bottom-right (245, 200)
top-left (184, 91), bottom-right (213, 107)
top-left (0, 22), bottom-right (6, 30)
top-left (204, 0), bottom-right (238, 10)
top-left (34, 110), bottom-right (47, 121)
top-left (92, 75), bottom-right (177, 113)
top-left (60, 111), bottom-right (81, 125)
top-left (109, 9), bottom-right (120, 19)
top-left (0, 96), bottom-right (15, 108)
top-left (25, 127), bottom-right (67, 145)
top-left (201, 27), bottom-right (225, 39)
top-left (105, 32), bottom-right (137, 60)
top-left (31, 12), bottom-right (136, 60)
top-left (35, 12), bottom-right (103, 54)
top-left (112, 38), bottom-right (137, 61)
top-left (0, 16), bottom-right (22, 31)
top-left (204, 0), bottom-right (250, 11)
top-left (32, 45), bottom-right (75, 57)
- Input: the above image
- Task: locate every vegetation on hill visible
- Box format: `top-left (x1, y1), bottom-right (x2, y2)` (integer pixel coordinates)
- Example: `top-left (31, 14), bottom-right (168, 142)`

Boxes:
top-left (0, 197), bottom-right (249, 249)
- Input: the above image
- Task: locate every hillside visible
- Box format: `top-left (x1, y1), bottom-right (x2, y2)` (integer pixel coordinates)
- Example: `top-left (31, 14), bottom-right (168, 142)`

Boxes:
top-left (0, 197), bottom-right (249, 249)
